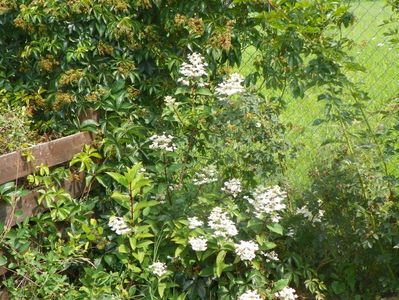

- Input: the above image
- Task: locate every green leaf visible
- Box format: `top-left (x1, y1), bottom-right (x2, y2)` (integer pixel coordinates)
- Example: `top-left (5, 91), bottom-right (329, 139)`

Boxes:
top-left (106, 172), bottom-right (128, 187)
top-left (0, 182), bottom-right (15, 194)
top-left (0, 255), bottom-right (7, 266)
top-left (196, 88), bottom-right (212, 96)
top-left (332, 281), bottom-right (346, 294)
top-left (199, 266), bottom-right (214, 277)
top-left (110, 191), bottom-right (130, 209)
top-left (175, 246), bottom-right (185, 257)
top-left (267, 223), bottom-right (284, 235)
top-left (264, 242), bottom-right (277, 250)
top-left (273, 279), bottom-right (290, 292)
top-left (104, 254), bottom-right (116, 266)
top-left (215, 250), bottom-right (226, 277)
top-left (135, 200), bottom-right (159, 211)
top-left (132, 251), bottom-right (145, 263)
top-left (80, 119), bottom-right (99, 133)
top-left (158, 282), bottom-right (167, 298)
top-left (175, 87), bottom-right (190, 95)
top-left (118, 244), bottom-right (129, 253)
top-left (129, 237), bottom-right (137, 250)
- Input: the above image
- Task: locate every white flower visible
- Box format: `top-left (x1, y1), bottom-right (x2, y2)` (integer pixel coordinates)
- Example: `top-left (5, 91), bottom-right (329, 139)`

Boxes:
top-left (286, 228), bottom-right (295, 237)
top-left (188, 216), bottom-right (204, 229)
top-left (275, 287), bottom-right (298, 300)
top-left (245, 185), bottom-right (287, 221)
top-left (255, 122), bottom-right (262, 128)
top-left (108, 216), bottom-right (131, 235)
top-left (179, 52), bottom-right (208, 79)
top-left (188, 237), bottom-right (208, 251)
top-left (193, 165), bottom-right (218, 185)
top-left (296, 204), bottom-right (324, 224)
top-left (148, 133), bottom-right (177, 152)
top-left (238, 290), bottom-right (263, 300)
top-left (271, 215), bottom-right (282, 223)
top-left (221, 178), bottom-right (242, 198)
top-left (164, 96), bottom-right (176, 106)
top-left (149, 261), bottom-right (167, 277)
top-left (262, 250), bottom-right (279, 262)
top-left (394, 244), bottom-right (399, 249)
top-left (296, 206), bottom-right (313, 220)
top-left (177, 78), bottom-right (190, 86)
top-left (377, 42), bottom-right (385, 47)
top-left (215, 73), bottom-right (245, 98)
top-left (208, 207), bottom-right (238, 238)
top-left (234, 240), bottom-right (259, 261)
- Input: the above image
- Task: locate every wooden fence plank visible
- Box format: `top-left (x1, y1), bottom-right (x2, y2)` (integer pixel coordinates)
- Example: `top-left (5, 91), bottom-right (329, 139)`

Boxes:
top-left (0, 132), bottom-right (93, 185)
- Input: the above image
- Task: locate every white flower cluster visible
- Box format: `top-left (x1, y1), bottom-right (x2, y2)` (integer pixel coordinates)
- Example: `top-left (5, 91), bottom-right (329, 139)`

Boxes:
top-left (245, 185), bottom-right (287, 222)
top-left (215, 73), bottom-right (245, 98)
top-left (234, 240), bottom-right (259, 261)
top-left (164, 96), bottom-right (177, 106)
top-left (238, 290), bottom-right (263, 300)
top-left (296, 205), bottom-right (324, 223)
top-left (149, 133), bottom-right (177, 152)
top-left (149, 261), bottom-right (167, 277)
top-left (178, 52), bottom-right (208, 85)
top-left (274, 287), bottom-right (298, 300)
top-left (188, 216), bottom-right (204, 229)
top-left (193, 165), bottom-right (218, 185)
top-left (221, 178), bottom-right (242, 198)
top-left (208, 207), bottom-right (238, 238)
top-left (263, 250), bottom-right (279, 262)
top-left (108, 216), bottom-right (130, 235)
top-left (188, 237), bottom-right (208, 251)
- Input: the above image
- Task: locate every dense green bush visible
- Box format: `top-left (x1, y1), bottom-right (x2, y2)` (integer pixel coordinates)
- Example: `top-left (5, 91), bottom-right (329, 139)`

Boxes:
top-left (2, 0), bottom-right (398, 299)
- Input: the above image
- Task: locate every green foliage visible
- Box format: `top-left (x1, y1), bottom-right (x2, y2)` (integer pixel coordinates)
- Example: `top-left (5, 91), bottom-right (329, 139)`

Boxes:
top-left (0, 90), bottom-right (39, 154)
top-left (2, 0), bottom-right (397, 299)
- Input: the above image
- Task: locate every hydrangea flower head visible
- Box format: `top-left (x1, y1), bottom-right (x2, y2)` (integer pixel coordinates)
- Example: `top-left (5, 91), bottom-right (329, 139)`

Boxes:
top-left (275, 287), bottom-right (298, 300)
top-left (149, 133), bottom-right (177, 152)
top-left (188, 216), bottom-right (204, 229)
top-left (164, 96), bottom-right (176, 106)
top-left (221, 178), bottom-right (242, 198)
top-left (188, 237), bottom-right (208, 251)
top-left (193, 165), bottom-right (218, 185)
top-left (108, 216), bottom-right (131, 235)
top-left (177, 52), bottom-right (208, 86)
top-left (245, 185), bottom-right (287, 222)
top-left (208, 207), bottom-right (238, 238)
top-left (263, 250), bottom-right (279, 262)
top-left (238, 290), bottom-right (263, 300)
top-left (234, 240), bottom-right (259, 261)
top-left (149, 261), bottom-right (167, 277)
top-left (215, 73), bottom-right (245, 99)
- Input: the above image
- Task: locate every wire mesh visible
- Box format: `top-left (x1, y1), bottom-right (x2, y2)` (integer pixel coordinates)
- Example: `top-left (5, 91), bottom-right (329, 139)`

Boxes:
top-left (239, 0), bottom-right (399, 188)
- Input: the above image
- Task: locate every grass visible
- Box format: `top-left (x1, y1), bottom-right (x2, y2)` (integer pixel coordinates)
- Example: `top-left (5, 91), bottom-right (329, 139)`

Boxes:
top-left (241, 0), bottom-right (399, 192)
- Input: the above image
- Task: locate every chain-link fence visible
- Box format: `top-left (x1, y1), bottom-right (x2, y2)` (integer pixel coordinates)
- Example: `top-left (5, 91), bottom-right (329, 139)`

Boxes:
top-left (240, 0), bottom-right (399, 189)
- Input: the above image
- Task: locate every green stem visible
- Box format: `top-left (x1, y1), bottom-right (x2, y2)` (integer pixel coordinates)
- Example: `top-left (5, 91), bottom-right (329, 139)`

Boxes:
top-left (355, 98), bottom-right (389, 177)
top-left (162, 153), bottom-right (172, 205)
top-left (338, 118), bottom-right (368, 201)
top-left (129, 184), bottom-right (135, 223)
top-left (172, 105), bottom-right (185, 127)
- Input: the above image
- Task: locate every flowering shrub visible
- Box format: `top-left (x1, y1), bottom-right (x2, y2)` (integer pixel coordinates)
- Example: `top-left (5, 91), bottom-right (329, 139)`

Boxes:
top-left (3, 0), bottom-right (394, 299)
top-left (1, 52), bottom-right (295, 299)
